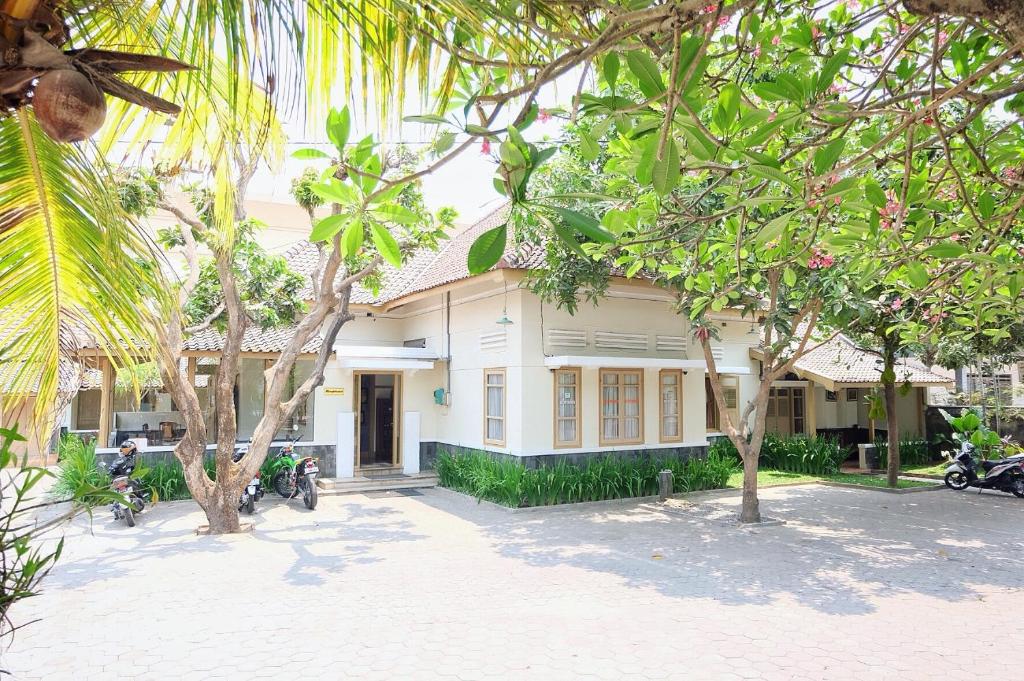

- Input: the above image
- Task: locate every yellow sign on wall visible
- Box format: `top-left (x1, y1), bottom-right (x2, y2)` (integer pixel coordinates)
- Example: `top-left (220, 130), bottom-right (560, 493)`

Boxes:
top-left (323, 387), bottom-right (345, 396)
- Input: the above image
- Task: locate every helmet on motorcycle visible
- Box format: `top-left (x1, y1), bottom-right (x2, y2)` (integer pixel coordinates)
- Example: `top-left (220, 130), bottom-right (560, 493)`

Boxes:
top-left (119, 440), bottom-right (138, 455)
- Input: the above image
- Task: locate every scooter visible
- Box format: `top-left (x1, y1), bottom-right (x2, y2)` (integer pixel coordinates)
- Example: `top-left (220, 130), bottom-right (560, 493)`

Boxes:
top-left (270, 438), bottom-right (318, 510)
top-left (107, 441), bottom-right (150, 527)
top-left (232, 441), bottom-right (264, 514)
top-left (944, 441), bottom-right (1024, 497)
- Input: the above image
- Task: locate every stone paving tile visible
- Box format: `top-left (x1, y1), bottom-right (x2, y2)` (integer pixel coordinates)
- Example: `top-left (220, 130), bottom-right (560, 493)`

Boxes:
top-left (1, 484), bottom-right (1022, 679)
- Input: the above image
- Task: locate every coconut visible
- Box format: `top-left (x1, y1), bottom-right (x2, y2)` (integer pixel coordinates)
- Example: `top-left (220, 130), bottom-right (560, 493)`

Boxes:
top-left (31, 69), bottom-right (106, 143)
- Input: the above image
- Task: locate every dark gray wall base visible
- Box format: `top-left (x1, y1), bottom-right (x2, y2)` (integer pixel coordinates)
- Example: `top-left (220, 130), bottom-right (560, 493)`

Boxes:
top-left (419, 441), bottom-right (708, 471)
top-left (94, 443), bottom-right (337, 478)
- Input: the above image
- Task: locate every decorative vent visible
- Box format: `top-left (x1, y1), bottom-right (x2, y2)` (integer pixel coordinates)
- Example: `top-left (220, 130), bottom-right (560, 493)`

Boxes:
top-left (711, 346), bottom-right (725, 361)
top-left (547, 329), bottom-right (587, 348)
top-left (479, 330), bottom-right (507, 351)
top-left (594, 331), bottom-right (648, 352)
top-left (656, 335), bottom-right (686, 352)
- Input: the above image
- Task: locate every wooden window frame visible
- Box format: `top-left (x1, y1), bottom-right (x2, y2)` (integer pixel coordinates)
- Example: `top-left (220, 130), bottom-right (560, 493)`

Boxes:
top-left (483, 368), bottom-right (507, 447)
top-left (825, 390), bottom-right (838, 403)
top-left (706, 375), bottom-right (739, 432)
top-left (598, 368), bottom-right (644, 446)
top-left (659, 369), bottom-right (684, 443)
top-left (845, 388), bottom-right (859, 402)
top-left (552, 367), bottom-right (582, 449)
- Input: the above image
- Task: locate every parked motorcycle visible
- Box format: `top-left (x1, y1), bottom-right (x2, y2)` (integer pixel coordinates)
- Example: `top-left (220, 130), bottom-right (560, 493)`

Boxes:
top-left (106, 441), bottom-right (150, 527)
top-left (271, 439), bottom-right (319, 510)
top-left (944, 441), bottom-right (1024, 497)
top-left (232, 441), bottom-right (264, 514)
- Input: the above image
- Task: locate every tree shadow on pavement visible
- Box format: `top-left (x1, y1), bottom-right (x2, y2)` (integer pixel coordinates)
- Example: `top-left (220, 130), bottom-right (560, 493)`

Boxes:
top-left (413, 485), bottom-right (1024, 617)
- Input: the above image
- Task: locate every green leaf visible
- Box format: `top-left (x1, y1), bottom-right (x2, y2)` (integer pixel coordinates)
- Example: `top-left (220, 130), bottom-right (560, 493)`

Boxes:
top-left (678, 124), bottom-right (717, 161)
top-left (435, 131), bottom-right (456, 155)
top-left (370, 223), bottom-right (402, 267)
top-left (978, 191), bottom-right (995, 219)
top-left (864, 179), bottom-right (887, 208)
top-left (292, 148), bottom-right (330, 160)
top-left (813, 138), bottom-right (846, 175)
top-left (341, 218), bottom-right (364, 258)
top-left (783, 267), bottom-right (797, 287)
top-left (923, 242), bottom-right (968, 258)
top-left (370, 204), bottom-right (420, 225)
top-left (755, 210), bottom-right (796, 245)
top-left (752, 81), bottom-right (791, 102)
top-left (467, 224), bottom-right (508, 274)
top-left (652, 138), bottom-right (680, 196)
top-left (816, 49), bottom-right (850, 94)
top-left (550, 206), bottom-right (615, 243)
top-left (466, 124), bottom-right (494, 136)
top-left (748, 165), bottom-right (800, 191)
top-left (326, 107), bottom-right (351, 152)
top-left (310, 181), bottom-right (358, 206)
top-left (552, 223), bottom-right (588, 258)
top-left (625, 51), bottom-right (665, 98)
top-left (906, 262), bottom-right (929, 288)
top-left (404, 114), bottom-right (449, 125)
top-left (310, 214), bottom-right (348, 242)
top-left (579, 130), bottom-right (600, 161)
top-left (603, 53), bottom-right (620, 89)
top-left (714, 83), bottom-right (742, 134)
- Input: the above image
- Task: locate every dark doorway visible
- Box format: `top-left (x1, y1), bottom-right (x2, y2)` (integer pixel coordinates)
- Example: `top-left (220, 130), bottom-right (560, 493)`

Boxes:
top-left (357, 373), bottom-right (399, 467)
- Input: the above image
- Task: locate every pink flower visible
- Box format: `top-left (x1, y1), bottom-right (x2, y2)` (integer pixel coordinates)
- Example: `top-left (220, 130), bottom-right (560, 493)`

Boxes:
top-left (767, 112), bottom-right (777, 122)
top-left (939, 31), bottom-right (949, 45)
top-left (538, 109), bottom-right (552, 123)
top-left (833, 195), bottom-right (842, 205)
top-left (807, 248), bottom-right (834, 270)
top-left (718, 16), bottom-right (730, 27)
top-left (480, 139), bottom-right (491, 155)
top-left (845, 0), bottom-right (860, 8)
top-left (772, 35), bottom-right (781, 46)
top-left (950, 233), bottom-right (961, 242)
top-left (702, 4), bottom-right (717, 13)
top-left (704, 21), bottom-right (714, 34)
top-left (753, 45), bottom-right (762, 58)
top-left (811, 23), bottom-right (822, 39)
top-left (891, 297), bottom-right (903, 311)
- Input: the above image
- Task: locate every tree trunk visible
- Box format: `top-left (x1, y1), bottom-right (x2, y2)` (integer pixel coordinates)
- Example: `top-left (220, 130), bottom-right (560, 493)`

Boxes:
top-left (196, 484), bottom-right (243, 533)
top-left (739, 445), bottom-right (761, 523)
top-left (883, 379), bottom-right (901, 488)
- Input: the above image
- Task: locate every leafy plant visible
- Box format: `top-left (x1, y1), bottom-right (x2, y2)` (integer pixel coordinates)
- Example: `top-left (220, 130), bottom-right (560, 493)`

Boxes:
top-left (941, 408), bottom-right (1003, 458)
top-left (52, 436), bottom-right (108, 504)
top-left (875, 438), bottom-right (934, 469)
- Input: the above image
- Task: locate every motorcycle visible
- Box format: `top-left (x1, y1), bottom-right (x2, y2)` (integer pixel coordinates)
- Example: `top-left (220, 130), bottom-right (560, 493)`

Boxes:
top-left (232, 441), bottom-right (264, 515)
top-left (270, 438), bottom-right (319, 510)
top-left (106, 441), bottom-right (150, 527)
top-left (944, 441), bottom-right (1024, 497)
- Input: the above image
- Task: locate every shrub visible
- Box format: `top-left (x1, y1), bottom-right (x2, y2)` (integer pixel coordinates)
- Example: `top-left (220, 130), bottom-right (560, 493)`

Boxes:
top-left (759, 434), bottom-right (844, 475)
top-left (435, 449), bottom-right (738, 508)
top-left (136, 461), bottom-right (190, 501)
top-left (52, 436), bottom-right (108, 503)
top-left (875, 438), bottom-right (936, 469)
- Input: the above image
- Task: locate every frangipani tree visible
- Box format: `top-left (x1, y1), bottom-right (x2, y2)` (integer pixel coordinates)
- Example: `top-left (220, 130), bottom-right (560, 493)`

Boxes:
top-left (392, 0), bottom-right (1024, 521)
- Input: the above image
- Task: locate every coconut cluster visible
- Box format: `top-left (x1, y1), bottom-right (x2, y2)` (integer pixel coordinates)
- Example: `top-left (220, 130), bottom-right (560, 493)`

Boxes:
top-left (32, 69), bottom-right (107, 142)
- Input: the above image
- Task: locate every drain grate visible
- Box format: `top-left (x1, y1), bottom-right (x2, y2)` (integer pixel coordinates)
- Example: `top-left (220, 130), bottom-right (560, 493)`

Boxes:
top-left (363, 488), bottom-right (424, 499)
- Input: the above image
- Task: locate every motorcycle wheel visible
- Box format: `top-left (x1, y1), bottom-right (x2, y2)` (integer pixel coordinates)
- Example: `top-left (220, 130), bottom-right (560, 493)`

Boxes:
top-left (304, 480), bottom-right (317, 510)
top-left (124, 505), bottom-right (136, 527)
top-left (273, 471), bottom-right (294, 498)
top-left (246, 494), bottom-right (255, 514)
top-left (1012, 478), bottom-right (1024, 499)
top-left (944, 471), bottom-right (969, 491)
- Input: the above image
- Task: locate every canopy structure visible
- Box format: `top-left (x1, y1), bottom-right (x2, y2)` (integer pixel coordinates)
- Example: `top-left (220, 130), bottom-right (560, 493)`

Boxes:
top-left (331, 345), bottom-right (438, 371)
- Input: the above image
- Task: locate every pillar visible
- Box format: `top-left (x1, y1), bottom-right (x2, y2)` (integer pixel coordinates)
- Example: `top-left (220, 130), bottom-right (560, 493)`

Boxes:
top-left (98, 358), bottom-right (114, 448)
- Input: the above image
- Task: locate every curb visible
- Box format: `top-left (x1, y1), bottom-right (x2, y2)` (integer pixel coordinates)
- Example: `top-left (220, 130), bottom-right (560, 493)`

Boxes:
top-left (819, 481), bottom-right (945, 494)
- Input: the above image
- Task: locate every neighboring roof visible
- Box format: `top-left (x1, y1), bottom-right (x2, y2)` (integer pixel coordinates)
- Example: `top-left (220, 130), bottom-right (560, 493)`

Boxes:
top-left (785, 335), bottom-right (953, 390)
top-left (283, 202), bottom-right (544, 307)
top-left (184, 326), bottom-right (322, 354)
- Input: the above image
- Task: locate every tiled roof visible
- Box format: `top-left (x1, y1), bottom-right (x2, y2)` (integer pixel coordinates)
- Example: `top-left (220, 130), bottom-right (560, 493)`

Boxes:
top-left (184, 326), bottom-right (322, 354)
top-left (282, 202), bottom-right (543, 307)
top-left (792, 335), bottom-right (952, 388)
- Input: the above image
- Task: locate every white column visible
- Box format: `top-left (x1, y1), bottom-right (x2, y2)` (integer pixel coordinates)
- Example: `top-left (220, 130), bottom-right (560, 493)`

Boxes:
top-left (403, 411), bottom-right (421, 476)
top-left (337, 412), bottom-right (355, 479)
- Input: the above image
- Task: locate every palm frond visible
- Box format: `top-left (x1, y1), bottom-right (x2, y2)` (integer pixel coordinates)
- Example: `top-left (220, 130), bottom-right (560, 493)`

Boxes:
top-left (0, 109), bottom-right (160, 425)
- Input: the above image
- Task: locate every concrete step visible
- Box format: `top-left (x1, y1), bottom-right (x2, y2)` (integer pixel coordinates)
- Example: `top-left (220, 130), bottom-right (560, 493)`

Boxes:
top-left (316, 474), bottom-right (437, 496)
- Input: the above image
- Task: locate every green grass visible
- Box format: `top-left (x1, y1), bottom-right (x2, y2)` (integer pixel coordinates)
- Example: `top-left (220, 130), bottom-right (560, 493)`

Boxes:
top-left (727, 470), bottom-right (820, 488)
top-left (727, 469), bottom-right (936, 490)
top-left (820, 472), bottom-right (935, 489)
top-left (901, 461), bottom-right (949, 477)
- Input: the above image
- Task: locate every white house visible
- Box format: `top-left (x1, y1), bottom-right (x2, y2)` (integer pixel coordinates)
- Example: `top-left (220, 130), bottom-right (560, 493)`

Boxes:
top-left (54, 205), bottom-right (953, 474)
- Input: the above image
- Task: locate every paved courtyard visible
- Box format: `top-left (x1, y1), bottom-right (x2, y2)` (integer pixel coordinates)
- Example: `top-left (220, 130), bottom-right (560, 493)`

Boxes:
top-left (3, 483), bottom-right (1023, 680)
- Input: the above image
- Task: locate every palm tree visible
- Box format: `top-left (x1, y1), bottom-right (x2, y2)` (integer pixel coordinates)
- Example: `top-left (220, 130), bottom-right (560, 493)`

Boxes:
top-left (0, 0), bottom-right (535, 432)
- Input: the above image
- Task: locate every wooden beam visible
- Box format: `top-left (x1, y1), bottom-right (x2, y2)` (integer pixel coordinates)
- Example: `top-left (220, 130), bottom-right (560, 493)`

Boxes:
top-left (98, 358), bottom-right (114, 448)
top-left (805, 382), bottom-right (817, 436)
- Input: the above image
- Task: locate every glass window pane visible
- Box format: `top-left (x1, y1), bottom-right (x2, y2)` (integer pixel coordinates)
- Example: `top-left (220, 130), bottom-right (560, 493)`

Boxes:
top-left (487, 386), bottom-right (503, 418)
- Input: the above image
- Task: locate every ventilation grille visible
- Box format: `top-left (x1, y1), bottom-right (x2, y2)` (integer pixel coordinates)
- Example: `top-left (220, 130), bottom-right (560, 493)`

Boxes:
top-left (547, 329), bottom-right (587, 348)
top-left (656, 335), bottom-right (686, 353)
top-left (594, 331), bottom-right (648, 352)
top-left (711, 346), bottom-right (725, 361)
top-left (479, 330), bottom-right (507, 351)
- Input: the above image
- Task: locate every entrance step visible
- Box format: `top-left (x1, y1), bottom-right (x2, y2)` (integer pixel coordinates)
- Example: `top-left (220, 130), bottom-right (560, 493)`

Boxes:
top-left (316, 473), bottom-right (437, 496)
top-left (358, 465), bottom-right (405, 480)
